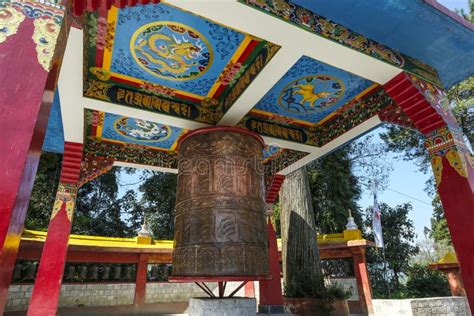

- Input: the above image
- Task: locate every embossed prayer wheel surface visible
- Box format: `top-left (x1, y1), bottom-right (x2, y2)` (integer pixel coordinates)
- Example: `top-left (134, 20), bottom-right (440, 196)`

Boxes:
top-left (172, 127), bottom-right (269, 277)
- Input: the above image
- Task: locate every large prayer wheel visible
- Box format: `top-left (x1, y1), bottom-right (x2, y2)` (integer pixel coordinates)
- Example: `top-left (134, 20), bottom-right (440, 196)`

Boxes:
top-left (171, 127), bottom-right (269, 277)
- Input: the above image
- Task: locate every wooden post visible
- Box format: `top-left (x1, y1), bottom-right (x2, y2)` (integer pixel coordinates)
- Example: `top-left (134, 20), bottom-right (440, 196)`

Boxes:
top-left (27, 142), bottom-right (83, 316)
top-left (244, 281), bottom-right (255, 298)
top-left (0, 2), bottom-right (67, 312)
top-left (134, 254), bottom-right (149, 306)
top-left (446, 269), bottom-right (466, 297)
top-left (351, 247), bottom-right (373, 315)
top-left (424, 126), bottom-right (474, 308)
top-left (258, 220), bottom-right (285, 313)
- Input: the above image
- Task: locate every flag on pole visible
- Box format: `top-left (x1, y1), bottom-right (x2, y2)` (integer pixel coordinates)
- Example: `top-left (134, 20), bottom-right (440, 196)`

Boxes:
top-left (372, 194), bottom-right (384, 248)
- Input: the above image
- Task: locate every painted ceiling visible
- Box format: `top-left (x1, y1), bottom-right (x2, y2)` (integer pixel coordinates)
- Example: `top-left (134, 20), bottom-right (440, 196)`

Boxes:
top-left (85, 109), bottom-right (187, 152)
top-left (83, 109), bottom-right (308, 174)
top-left (51, 0), bottom-right (455, 176)
top-left (252, 56), bottom-right (374, 126)
top-left (83, 2), bottom-right (280, 125)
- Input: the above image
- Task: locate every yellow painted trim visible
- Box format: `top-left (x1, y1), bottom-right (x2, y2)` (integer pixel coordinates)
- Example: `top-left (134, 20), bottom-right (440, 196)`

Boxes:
top-left (207, 35), bottom-right (252, 98)
top-left (22, 229), bottom-right (367, 251)
top-left (22, 230), bottom-right (174, 249)
top-left (96, 111), bottom-right (104, 137)
top-left (249, 109), bottom-right (314, 127)
top-left (102, 6), bottom-right (118, 71)
top-left (438, 252), bottom-right (458, 264)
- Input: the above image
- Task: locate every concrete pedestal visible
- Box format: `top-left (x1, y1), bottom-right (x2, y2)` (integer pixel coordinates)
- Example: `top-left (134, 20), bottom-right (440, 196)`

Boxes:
top-left (188, 297), bottom-right (256, 316)
top-left (258, 304), bottom-right (287, 314)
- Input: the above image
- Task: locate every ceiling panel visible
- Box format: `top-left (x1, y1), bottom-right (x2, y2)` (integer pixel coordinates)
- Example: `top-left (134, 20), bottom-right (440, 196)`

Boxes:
top-left (83, 3), bottom-right (280, 125)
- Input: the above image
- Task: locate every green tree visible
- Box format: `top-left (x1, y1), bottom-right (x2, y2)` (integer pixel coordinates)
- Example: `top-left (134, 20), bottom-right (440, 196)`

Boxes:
top-left (404, 264), bottom-right (450, 298)
top-left (134, 171), bottom-right (177, 239)
top-left (26, 154), bottom-right (137, 237)
top-left (25, 152), bottom-right (62, 230)
top-left (73, 167), bottom-right (134, 237)
top-left (364, 202), bottom-right (419, 297)
top-left (427, 195), bottom-right (451, 244)
top-left (307, 148), bottom-right (362, 233)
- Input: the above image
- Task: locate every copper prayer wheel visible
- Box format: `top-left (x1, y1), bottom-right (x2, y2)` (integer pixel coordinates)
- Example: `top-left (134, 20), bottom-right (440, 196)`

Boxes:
top-left (172, 127), bottom-right (269, 277)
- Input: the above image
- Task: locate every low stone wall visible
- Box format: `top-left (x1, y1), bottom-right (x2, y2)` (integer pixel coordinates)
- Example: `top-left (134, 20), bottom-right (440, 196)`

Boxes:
top-left (145, 282), bottom-right (209, 303)
top-left (188, 297), bottom-right (256, 316)
top-left (6, 282), bottom-right (209, 312)
top-left (373, 297), bottom-right (471, 316)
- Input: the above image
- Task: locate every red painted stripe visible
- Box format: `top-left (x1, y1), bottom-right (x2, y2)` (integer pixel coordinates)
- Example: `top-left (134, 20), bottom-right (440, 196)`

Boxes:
top-left (72, 0), bottom-right (161, 15)
top-left (265, 175), bottom-right (286, 204)
top-left (237, 40), bottom-right (258, 64)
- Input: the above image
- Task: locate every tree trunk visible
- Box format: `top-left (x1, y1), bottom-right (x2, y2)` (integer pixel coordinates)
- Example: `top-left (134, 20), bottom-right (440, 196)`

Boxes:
top-left (281, 167), bottom-right (324, 297)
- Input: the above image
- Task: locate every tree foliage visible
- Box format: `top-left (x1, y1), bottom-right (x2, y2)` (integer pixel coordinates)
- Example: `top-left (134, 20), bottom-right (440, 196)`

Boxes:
top-left (134, 171), bottom-right (177, 240)
top-left (307, 148), bottom-right (362, 234)
top-left (25, 152), bottom-right (62, 230)
top-left (364, 202), bottom-right (419, 297)
top-left (73, 167), bottom-right (135, 237)
top-left (403, 264), bottom-right (450, 298)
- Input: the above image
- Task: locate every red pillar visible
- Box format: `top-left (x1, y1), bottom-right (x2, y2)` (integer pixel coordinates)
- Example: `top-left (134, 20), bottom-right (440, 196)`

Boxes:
top-left (352, 247), bottom-right (373, 315)
top-left (0, 2), bottom-right (67, 313)
top-left (424, 127), bottom-right (474, 309)
top-left (258, 220), bottom-right (285, 313)
top-left (384, 73), bottom-right (474, 310)
top-left (27, 142), bottom-right (83, 316)
top-left (134, 254), bottom-right (149, 306)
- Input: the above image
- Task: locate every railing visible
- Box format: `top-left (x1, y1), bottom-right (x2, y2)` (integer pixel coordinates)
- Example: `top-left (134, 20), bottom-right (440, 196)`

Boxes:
top-left (12, 261), bottom-right (171, 284)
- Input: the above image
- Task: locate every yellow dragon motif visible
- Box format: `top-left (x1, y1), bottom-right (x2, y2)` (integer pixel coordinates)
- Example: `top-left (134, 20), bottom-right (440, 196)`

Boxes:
top-left (135, 33), bottom-right (202, 75)
top-left (293, 83), bottom-right (331, 108)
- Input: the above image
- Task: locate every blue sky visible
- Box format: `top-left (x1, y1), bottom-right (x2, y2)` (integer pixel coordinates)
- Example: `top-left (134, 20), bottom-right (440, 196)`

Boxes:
top-left (440, 0), bottom-right (470, 11)
top-left (357, 129), bottom-right (433, 241)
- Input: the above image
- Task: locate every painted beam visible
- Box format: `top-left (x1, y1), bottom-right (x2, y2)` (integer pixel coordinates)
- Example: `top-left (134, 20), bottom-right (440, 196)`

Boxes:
top-left (58, 28), bottom-right (85, 144)
top-left (277, 115), bottom-right (382, 175)
top-left (113, 161), bottom-right (178, 174)
top-left (167, 0), bottom-right (402, 85)
top-left (218, 47), bottom-right (301, 126)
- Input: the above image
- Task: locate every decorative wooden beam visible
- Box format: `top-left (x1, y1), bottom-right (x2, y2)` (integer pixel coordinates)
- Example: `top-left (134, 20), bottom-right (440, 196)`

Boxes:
top-left (79, 153), bottom-right (115, 187)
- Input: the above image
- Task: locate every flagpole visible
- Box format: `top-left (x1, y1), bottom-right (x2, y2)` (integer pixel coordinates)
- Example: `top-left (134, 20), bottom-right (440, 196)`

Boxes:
top-left (381, 246), bottom-right (391, 298)
top-left (371, 180), bottom-right (391, 298)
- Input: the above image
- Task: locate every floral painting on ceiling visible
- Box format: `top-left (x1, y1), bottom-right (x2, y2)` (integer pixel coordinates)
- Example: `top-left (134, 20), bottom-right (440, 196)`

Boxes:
top-left (83, 2), bottom-right (280, 125)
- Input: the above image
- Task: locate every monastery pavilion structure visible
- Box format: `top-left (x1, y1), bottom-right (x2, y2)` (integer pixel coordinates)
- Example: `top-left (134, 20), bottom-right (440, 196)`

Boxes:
top-left (0, 0), bottom-right (473, 315)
